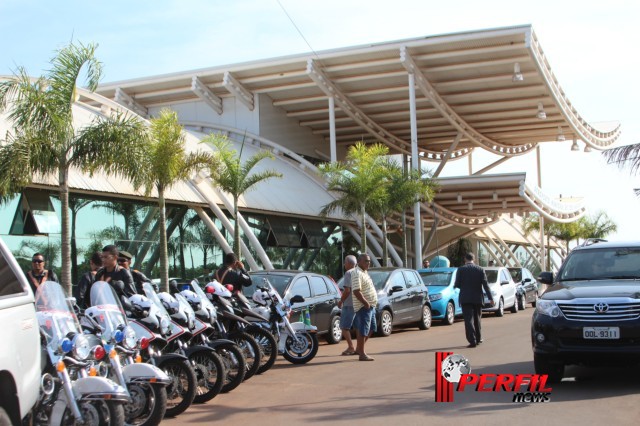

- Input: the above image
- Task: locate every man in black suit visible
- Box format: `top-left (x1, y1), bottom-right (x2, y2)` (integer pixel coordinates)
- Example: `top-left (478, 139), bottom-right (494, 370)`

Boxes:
top-left (454, 253), bottom-right (494, 348)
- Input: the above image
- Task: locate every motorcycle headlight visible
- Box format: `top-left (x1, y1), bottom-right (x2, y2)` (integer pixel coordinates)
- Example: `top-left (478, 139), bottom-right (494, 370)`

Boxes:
top-left (73, 334), bottom-right (91, 360)
top-left (429, 293), bottom-right (442, 302)
top-left (123, 326), bottom-right (137, 350)
top-left (536, 300), bottom-right (561, 318)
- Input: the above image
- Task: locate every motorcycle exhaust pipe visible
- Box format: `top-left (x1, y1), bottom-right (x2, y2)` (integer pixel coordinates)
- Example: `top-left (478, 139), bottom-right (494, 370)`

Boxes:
top-left (41, 373), bottom-right (55, 396)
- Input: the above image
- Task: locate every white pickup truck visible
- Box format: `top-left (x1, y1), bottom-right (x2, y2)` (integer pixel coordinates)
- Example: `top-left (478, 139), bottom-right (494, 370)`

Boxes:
top-left (0, 237), bottom-right (41, 425)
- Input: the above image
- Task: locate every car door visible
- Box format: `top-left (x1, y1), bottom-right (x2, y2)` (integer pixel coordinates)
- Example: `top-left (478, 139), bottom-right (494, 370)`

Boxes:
top-left (387, 270), bottom-right (412, 324)
top-left (402, 270), bottom-right (425, 321)
top-left (523, 269), bottom-right (538, 302)
top-left (500, 268), bottom-right (517, 307)
top-left (309, 275), bottom-right (334, 331)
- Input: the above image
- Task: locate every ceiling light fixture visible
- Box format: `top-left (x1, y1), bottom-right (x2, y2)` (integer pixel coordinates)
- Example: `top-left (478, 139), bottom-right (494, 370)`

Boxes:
top-left (502, 200), bottom-right (507, 209)
top-left (537, 102), bottom-right (547, 120)
top-left (457, 193), bottom-right (462, 203)
top-left (512, 62), bottom-right (524, 82)
top-left (584, 145), bottom-right (592, 153)
top-left (557, 126), bottom-right (566, 142)
top-left (468, 202), bottom-right (473, 211)
top-left (571, 139), bottom-right (580, 151)
top-left (493, 191), bottom-right (498, 201)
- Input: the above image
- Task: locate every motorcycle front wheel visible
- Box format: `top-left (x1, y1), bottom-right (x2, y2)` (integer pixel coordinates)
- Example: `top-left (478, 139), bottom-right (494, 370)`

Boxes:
top-left (230, 330), bottom-right (261, 380)
top-left (247, 325), bottom-right (278, 374)
top-left (124, 382), bottom-right (167, 426)
top-left (215, 343), bottom-right (246, 393)
top-left (161, 359), bottom-right (196, 418)
top-left (282, 331), bottom-right (319, 364)
top-left (190, 350), bottom-right (225, 403)
top-left (62, 400), bottom-right (124, 426)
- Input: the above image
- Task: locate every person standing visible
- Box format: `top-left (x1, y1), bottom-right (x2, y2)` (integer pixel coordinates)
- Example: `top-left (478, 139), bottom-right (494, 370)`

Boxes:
top-left (91, 245), bottom-right (136, 304)
top-left (337, 255), bottom-right (358, 356)
top-left (25, 253), bottom-right (58, 295)
top-left (351, 253), bottom-right (378, 361)
top-left (454, 253), bottom-right (494, 348)
top-left (117, 250), bottom-right (156, 293)
top-left (76, 252), bottom-right (102, 309)
top-left (215, 252), bottom-right (252, 293)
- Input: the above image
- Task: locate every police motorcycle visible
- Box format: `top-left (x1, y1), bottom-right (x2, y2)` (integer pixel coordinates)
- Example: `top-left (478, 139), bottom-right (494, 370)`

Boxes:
top-left (251, 278), bottom-right (319, 364)
top-left (152, 286), bottom-right (225, 403)
top-left (175, 280), bottom-right (247, 393)
top-left (202, 281), bottom-right (263, 380)
top-left (33, 281), bottom-right (128, 425)
top-left (126, 284), bottom-right (196, 418)
top-left (201, 280), bottom-right (277, 375)
top-left (81, 281), bottom-right (170, 426)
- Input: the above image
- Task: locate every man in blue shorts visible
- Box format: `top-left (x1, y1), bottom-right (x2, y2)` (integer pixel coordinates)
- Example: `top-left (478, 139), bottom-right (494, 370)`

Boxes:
top-left (337, 255), bottom-right (358, 356)
top-left (351, 253), bottom-right (378, 361)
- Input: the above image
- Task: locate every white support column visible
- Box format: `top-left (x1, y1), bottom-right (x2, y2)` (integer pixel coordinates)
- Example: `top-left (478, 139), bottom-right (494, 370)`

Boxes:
top-left (433, 132), bottom-right (462, 178)
top-left (346, 226), bottom-right (381, 267)
top-left (408, 72), bottom-right (422, 268)
top-left (191, 76), bottom-right (223, 114)
top-left (537, 145), bottom-right (546, 270)
top-left (193, 206), bottom-right (232, 254)
top-left (114, 88), bottom-right (148, 117)
top-left (329, 96), bottom-right (337, 162)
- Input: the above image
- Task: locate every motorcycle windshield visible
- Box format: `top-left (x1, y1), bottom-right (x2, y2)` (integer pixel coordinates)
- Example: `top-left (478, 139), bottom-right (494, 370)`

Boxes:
top-left (35, 281), bottom-right (82, 349)
top-left (188, 280), bottom-right (218, 320)
top-left (142, 282), bottom-right (175, 336)
top-left (89, 281), bottom-right (128, 342)
top-left (175, 293), bottom-right (196, 328)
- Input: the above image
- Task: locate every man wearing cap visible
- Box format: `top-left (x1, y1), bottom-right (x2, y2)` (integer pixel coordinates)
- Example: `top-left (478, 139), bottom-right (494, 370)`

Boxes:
top-left (117, 250), bottom-right (156, 294)
top-left (94, 245), bottom-right (137, 300)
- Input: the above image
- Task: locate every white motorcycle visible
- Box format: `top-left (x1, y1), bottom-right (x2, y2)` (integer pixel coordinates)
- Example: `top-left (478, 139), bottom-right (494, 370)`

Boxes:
top-left (251, 278), bottom-right (319, 364)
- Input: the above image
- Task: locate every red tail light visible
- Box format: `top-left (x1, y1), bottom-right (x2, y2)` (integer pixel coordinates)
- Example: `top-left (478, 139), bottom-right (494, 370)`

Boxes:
top-left (93, 346), bottom-right (106, 360)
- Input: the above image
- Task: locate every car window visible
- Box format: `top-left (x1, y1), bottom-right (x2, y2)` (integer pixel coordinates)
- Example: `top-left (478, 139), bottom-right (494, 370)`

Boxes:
top-left (500, 270), bottom-right (511, 283)
top-left (508, 268), bottom-right (522, 282)
top-left (250, 274), bottom-right (292, 297)
top-left (389, 271), bottom-right (407, 289)
top-left (485, 270), bottom-right (498, 284)
top-left (0, 249), bottom-right (27, 298)
top-left (559, 247), bottom-right (640, 281)
top-left (403, 271), bottom-right (420, 287)
top-left (420, 271), bottom-right (453, 286)
top-left (288, 277), bottom-right (311, 298)
top-left (323, 277), bottom-right (338, 295)
top-left (309, 276), bottom-right (328, 296)
top-left (368, 271), bottom-right (391, 291)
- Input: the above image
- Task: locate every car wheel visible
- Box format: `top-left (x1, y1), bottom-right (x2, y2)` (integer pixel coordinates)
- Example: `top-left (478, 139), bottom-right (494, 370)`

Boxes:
top-left (532, 292), bottom-right (538, 308)
top-left (496, 298), bottom-right (504, 317)
top-left (325, 314), bottom-right (342, 344)
top-left (533, 353), bottom-right (564, 383)
top-left (377, 310), bottom-right (393, 337)
top-left (418, 304), bottom-right (432, 330)
top-left (510, 296), bottom-right (519, 314)
top-left (444, 302), bottom-right (455, 325)
top-left (518, 294), bottom-right (526, 311)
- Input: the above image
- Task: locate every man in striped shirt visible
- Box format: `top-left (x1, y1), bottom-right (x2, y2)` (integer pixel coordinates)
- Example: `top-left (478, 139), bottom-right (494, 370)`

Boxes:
top-left (351, 253), bottom-right (378, 361)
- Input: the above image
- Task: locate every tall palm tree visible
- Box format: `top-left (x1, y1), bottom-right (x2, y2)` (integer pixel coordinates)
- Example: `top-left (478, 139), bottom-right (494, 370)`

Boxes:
top-left (206, 136), bottom-right (282, 259)
top-left (92, 201), bottom-right (142, 242)
top-left (68, 196), bottom-right (93, 284)
top-left (580, 210), bottom-right (617, 240)
top-left (371, 160), bottom-right (436, 266)
top-left (0, 42), bottom-right (148, 295)
top-left (137, 109), bottom-right (217, 292)
top-left (319, 142), bottom-right (389, 254)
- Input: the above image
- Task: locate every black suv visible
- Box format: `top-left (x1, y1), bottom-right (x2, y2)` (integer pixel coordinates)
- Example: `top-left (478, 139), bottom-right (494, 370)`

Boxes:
top-left (532, 240), bottom-right (640, 382)
top-left (247, 270), bottom-right (342, 344)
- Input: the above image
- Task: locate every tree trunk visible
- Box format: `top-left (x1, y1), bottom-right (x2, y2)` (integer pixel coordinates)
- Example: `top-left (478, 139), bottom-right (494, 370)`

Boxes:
top-left (59, 165), bottom-right (72, 296)
top-left (382, 214), bottom-right (389, 267)
top-left (71, 207), bottom-right (78, 286)
top-left (402, 211), bottom-right (408, 267)
top-left (178, 222), bottom-right (186, 279)
top-left (233, 196), bottom-right (240, 259)
top-left (360, 204), bottom-right (367, 254)
top-left (158, 185), bottom-right (170, 292)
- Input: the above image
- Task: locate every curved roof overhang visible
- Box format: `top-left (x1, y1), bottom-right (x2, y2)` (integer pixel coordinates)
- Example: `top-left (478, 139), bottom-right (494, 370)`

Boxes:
top-left (96, 25), bottom-right (620, 161)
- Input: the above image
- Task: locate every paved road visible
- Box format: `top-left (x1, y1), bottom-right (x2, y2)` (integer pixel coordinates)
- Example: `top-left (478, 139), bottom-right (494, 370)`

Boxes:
top-left (165, 308), bottom-right (640, 425)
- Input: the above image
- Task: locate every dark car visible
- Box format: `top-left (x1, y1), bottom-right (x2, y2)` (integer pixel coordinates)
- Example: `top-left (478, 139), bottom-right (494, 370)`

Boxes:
top-left (339, 267), bottom-right (431, 337)
top-left (532, 240), bottom-right (640, 383)
top-left (247, 270), bottom-right (342, 344)
top-left (508, 267), bottom-right (539, 310)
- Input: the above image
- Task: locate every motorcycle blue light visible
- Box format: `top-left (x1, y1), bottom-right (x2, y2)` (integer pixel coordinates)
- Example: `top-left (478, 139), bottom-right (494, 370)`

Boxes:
top-left (114, 330), bottom-right (124, 343)
top-left (61, 338), bottom-right (73, 353)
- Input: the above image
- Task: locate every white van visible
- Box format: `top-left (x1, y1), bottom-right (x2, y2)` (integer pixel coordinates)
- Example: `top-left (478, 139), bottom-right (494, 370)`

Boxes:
top-left (482, 266), bottom-right (518, 317)
top-left (0, 237), bottom-right (41, 424)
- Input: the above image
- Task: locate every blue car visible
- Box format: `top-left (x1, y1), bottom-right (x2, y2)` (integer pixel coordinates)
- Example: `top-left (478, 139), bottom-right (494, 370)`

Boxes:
top-left (418, 267), bottom-right (461, 325)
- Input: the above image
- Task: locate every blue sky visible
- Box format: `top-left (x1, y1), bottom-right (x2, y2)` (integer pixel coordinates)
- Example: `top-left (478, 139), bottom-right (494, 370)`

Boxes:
top-left (2, 0), bottom-right (640, 240)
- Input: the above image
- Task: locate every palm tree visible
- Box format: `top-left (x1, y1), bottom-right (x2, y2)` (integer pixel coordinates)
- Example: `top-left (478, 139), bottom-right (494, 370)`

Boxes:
top-left (137, 109), bottom-right (217, 292)
top-left (0, 42), bottom-right (148, 295)
top-left (68, 196), bottom-right (93, 284)
top-left (371, 160), bottom-right (436, 266)
top-left (580, 210), bottom-right (617, 240)
top-left (206, 136), bottom-right (282, 259)
top-left (319, 142), bottom-right (389, 254)
top-left (92, 201), bottom-right (142, 242)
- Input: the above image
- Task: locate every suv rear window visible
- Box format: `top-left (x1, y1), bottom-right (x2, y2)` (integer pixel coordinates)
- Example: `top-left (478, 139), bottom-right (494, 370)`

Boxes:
top-left (559, 247), bottom-right (640, 281)
top-left (0, 249), bottom-right (26, 298)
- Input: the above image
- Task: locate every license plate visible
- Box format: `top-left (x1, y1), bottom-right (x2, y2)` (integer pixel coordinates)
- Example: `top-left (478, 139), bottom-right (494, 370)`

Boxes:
top-left (583, 327), bottom-right (620, 339)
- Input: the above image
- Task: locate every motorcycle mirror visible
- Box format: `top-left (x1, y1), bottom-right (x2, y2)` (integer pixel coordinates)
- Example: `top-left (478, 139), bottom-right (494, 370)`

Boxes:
top-left (289, 295), bottom-right (305, 304)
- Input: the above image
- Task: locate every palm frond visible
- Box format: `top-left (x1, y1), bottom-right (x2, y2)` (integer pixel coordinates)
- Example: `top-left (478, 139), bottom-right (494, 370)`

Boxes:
top-left (602, 143), bottom-right (640, 174)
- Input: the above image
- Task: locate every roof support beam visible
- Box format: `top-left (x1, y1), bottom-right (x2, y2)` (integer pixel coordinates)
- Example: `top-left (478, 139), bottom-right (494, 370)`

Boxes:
top-left (191, 76), bottom-right (223, 114)
top-left (433, 132), bottom-right (462, 178)
top-left (399, 47), bottom-right (536, 157)
top-left (114, 88), bottom-right (148, 117)
top-left (472, 156), bottom-right (511, 175)
top-left (328, 96), bottom-right (337, 162)
top-left (223, 72), bottom-right (254, 111)
top-left (306, 58), bottom-right (411, 155)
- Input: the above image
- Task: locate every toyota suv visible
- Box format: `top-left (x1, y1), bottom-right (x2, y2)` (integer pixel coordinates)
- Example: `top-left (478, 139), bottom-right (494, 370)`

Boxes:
top-left (532, 240), bottom-right (640, 382)
top-left (0, 237), bottom-right (41, 424)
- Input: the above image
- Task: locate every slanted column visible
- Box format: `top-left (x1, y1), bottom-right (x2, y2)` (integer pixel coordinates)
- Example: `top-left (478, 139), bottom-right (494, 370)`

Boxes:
top-left (408, 72), bottom-right (422, 268)
top-left (329, 96), bottom-right (337, 162)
